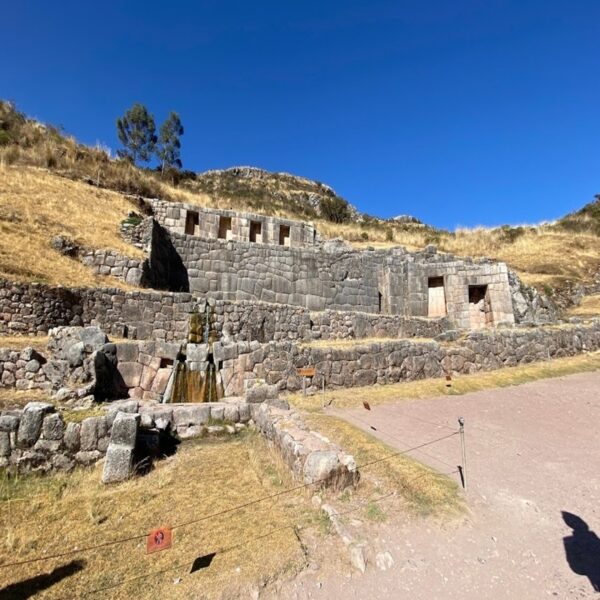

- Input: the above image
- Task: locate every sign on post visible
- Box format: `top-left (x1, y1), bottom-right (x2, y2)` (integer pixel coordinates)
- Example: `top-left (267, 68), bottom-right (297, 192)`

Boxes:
top-left (147, 526), bottom-right (173, 554)
top-left (297, 367), bottom-right (316, 378)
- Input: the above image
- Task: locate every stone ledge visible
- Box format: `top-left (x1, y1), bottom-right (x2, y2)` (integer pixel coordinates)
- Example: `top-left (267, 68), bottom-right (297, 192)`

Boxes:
top-left (252, 402), bottom-right (359, 490)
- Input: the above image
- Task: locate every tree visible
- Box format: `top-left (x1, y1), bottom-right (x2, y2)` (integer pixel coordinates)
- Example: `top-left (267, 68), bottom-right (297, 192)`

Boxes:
top-left (156, 111), bottom-right (184, 174)
top-left (320, 196), bottom-right (351, 223)
top-left (116, 103), bottom-right (157, 164)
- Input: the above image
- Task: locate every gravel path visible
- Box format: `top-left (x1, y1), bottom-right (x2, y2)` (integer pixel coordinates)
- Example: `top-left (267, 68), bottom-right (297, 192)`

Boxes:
top-left (269, 371), bottom-right (600, 599)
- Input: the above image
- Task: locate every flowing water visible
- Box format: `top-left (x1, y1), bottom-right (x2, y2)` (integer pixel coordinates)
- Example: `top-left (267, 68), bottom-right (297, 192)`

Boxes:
top-left (165, 304), bottom-right (223, 403)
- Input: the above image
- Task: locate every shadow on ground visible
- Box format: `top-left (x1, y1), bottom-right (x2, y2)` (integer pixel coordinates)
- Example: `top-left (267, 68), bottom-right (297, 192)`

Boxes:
top-left (563, 511), bottom-right (600, 592)
top-left (0, 559), bottom-right (85, 599)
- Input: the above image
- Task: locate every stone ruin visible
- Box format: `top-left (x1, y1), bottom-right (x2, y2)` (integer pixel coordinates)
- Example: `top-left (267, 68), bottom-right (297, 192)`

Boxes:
top-left (1, 202), bottom-right (591, 485)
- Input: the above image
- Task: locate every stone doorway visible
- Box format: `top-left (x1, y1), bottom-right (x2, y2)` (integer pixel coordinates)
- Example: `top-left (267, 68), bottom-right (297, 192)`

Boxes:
top-left (427, 277), bottom-right (447, 317)
top-left (468, 284), bottom-right (493, 329)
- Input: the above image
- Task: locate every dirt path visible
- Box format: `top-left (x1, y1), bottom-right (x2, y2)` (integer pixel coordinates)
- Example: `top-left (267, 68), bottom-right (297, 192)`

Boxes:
top-left (268, 371), bottom-right (600, 599)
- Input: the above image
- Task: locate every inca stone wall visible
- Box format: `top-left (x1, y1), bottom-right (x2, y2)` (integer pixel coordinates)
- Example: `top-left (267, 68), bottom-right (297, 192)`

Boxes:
top-left (214, 301), bottom-right (451, 343)
top-left (216, 321), bottom-right (600, 395)
top-left (149, 200), bottom-right (317, 248)
top-left (168, 232), bottom-right (514, 329)
top-left (0, 282), bottom-right (194, 341)
top-left (0, 281), bottom-right (450, 343)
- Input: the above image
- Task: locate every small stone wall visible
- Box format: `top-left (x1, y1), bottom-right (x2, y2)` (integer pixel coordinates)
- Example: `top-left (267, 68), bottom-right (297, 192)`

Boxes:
top-left (79, 249), bottom-right (146, 286)
top-left (214, 301), bottom-right (451, 343)
top-left (0, 281), bottom-right (194, 341)
top-left (0, 399), bottom-right (252, 473)
top-left (253, 402), bottom-right (359, 489)
top-left (0, 347), bottom-right (50, 391)
top-left (0, 402), bottom-right (112, 472)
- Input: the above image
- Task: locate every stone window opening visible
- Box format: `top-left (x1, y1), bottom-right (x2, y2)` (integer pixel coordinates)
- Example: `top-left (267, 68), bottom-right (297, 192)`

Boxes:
top-left (249, 220), bottom-right (262, 243)
top-left (378, 290), bottom-right (384, 314)
top-left (218, 216), bottom-right (232, 240)
top-left (185, 210), bottom-right (199, 236)
top-left (427, 276), bottom-right (447, 317)
top-left (160, 358), bottom-right (173, 368)
top-left (279, 224), bottom-right (291, 246)
top-left (468, 284), bottom-right (493, 328)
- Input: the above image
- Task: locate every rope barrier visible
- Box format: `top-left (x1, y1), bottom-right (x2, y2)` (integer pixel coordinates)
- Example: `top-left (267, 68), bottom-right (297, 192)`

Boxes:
top-left (0, 430), bottom-right (458, 570)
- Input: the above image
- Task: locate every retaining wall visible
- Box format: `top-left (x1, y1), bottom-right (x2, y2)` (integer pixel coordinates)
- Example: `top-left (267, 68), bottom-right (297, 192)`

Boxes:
top-left (169, 233), bottom-right (514, 328)
top-left (218, 321), bottom-right (600, 395)
top-left (0, 281), bottom-right (450, 343)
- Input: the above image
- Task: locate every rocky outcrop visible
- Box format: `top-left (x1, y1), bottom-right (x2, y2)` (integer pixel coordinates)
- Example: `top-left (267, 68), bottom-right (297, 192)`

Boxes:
top-left (508, 270), bottom-right (557, 324)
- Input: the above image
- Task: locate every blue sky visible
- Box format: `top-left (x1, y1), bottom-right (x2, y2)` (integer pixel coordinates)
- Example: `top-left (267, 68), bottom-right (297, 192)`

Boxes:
top-left (4, 1), bottom-right (599, 228)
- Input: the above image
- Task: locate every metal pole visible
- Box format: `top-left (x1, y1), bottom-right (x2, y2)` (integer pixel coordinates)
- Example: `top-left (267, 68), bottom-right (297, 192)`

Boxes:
top-left (458, 416), bottom-right (467, 491)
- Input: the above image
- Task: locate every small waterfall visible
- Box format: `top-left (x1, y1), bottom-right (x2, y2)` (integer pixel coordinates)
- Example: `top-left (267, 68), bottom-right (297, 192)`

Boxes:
top-left (164, 303), bottom-right (223, 403)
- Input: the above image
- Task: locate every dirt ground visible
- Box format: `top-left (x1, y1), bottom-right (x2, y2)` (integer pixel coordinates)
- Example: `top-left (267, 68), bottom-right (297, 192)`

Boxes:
top-left (268, 371), bottom-right (600, 599)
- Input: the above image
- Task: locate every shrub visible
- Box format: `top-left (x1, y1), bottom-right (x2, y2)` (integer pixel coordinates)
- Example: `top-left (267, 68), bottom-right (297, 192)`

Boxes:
top-left (320, 196), bottom-right (351, 223)
top-left (385, 228), bottom-right (394, 242)
top-left (498, 225), bottom-right (526, 244)
top-left (361, 232), bottom-right (369, 241)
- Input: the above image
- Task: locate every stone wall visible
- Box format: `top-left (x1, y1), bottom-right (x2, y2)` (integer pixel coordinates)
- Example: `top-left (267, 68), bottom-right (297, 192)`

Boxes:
top-left (148, 200), bottom-right (317, 248)
top-left (213, 300), bottom-right (451, 343)
top-left (0, 398), bottom-right (252, 473)
top-left (0, 402), bottom-right (113, 472)
top-left (0, 282), bottom-right (194, 341)
top-left (217, 321), bottom-right (600, 395)
top-left (0, 281), bottom-right (450, 343)
top-left (0, 347), bottom-right (50, 391)
top-left (79, 249), bottom-right (146, 286)
top-left (0, 281), bottom-right (84, 335)
top-left (168, 233), bottom-right (515, 329)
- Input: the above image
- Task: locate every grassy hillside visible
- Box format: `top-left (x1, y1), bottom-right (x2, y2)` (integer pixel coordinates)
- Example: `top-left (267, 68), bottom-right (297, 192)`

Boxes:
top-left (0, 167), bottom-right (143, 287)
top-left (1, 100), bottom-right (599, 292)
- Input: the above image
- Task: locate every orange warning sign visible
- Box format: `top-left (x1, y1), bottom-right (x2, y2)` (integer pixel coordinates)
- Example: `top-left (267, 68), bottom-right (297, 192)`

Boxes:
top-left (297, 367), bottom-right (316, 377)
top-left (147, 526), bottom-right (173, 554)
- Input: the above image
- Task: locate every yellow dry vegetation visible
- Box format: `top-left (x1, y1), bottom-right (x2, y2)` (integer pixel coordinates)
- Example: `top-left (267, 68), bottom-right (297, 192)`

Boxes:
top-left (0, 166), bottom-right (142, 287)
top-left (0, 335), bottom-right (48, 351)
top-left (567, 294), bottom-right (600, 317)
top-left (0, 434), bottom-right (312, 599)
top-left (300, 336), bottom-right (436, 349)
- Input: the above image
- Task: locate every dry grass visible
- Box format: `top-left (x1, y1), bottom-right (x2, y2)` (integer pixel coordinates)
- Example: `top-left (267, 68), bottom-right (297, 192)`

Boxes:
top-left (303, 413), bottom-right (463, 516)
top-left (0, 335), bottom-right (48, 352)
top-left (0, 388), bottom-right (50, 410)
top-left (0, 166), bottom-right (142, 286)
top-left (0, 434), bottom-right (313, 599)
top-left (288, 351), bottom-right (600, 412)
top-left (567, 294), bottom-right (600, 317)
top-left (300, 336), bottom-right (435, 349)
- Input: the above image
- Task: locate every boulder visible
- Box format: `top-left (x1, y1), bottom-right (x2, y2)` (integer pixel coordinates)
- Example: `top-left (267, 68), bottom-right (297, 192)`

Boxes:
top-left (102, 413), bottom-right (140, 484)
top-left (17, 402), bottom-right (54, 447)
top-left (42, 413), bottom-right (64, 441)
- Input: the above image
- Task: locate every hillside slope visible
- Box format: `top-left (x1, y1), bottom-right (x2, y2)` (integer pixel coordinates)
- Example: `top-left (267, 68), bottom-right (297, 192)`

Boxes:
top-left (0, 99), bottom-right (599, 293)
